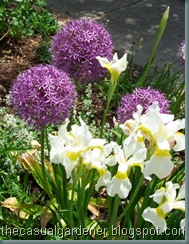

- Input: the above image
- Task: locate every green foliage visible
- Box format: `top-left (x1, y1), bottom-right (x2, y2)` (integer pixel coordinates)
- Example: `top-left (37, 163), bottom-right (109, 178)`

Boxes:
top-left (0, 0), bottom-right (59, 39)
top-left (35, 38), bottom-right (52, 64)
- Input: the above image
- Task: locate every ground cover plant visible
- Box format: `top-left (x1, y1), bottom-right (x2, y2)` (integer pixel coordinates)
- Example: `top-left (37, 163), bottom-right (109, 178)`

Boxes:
top-left (0, 4), bottom-right (185, 240)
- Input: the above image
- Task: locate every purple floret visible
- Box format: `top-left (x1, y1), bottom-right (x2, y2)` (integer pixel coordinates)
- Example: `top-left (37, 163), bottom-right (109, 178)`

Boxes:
top-left (117, 87), bottom-right (170, 123)
top-left (50, 19), bottom-right (114, 83)
top-left (10, 64), bottom-right (77, 129)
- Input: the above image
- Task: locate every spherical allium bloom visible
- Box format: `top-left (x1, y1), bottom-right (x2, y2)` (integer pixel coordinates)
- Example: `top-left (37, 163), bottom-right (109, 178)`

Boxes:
top-left (50, 19), bottom-right (114, 83)
top-left (179, 41), bottom-right (185, 65)
top-left (117, 87), bottom-right (170, 123)
top-left (10, 64), bottom-right (77, 129)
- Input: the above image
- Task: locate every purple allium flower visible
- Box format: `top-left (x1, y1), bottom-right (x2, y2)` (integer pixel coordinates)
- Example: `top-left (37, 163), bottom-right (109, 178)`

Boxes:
top-left (50, 19), bottom-right (114, 83)
top-left (179, 41), bottom-right (185, 65)
top-left (117, 87), bottom-right (170, 123)
top-left (10, 64), bottom-right (76, 129)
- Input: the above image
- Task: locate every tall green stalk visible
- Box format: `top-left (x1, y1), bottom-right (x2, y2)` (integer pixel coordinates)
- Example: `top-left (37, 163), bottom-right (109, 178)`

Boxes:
top-left (40, 127), bottom-right (53, 199)
top-left (136, 7), bottom-right (170, 87)
top-left (100, 78), bottom-right (117, 138)
top-left (107, 195), bottom-right (120, 239)
top-left (117, 174), bottom-right (144, 223)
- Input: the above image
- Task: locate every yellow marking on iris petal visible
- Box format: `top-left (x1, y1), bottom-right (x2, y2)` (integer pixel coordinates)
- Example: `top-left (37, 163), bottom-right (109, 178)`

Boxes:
top-left (67, 133), bottom-right (75, 139)
top-left (116, 171), bottom-right (128, 179)
top-left (97, 168), bottom-right (107, 176)
top-left (105, 64), bottom-right (120, 82)
top-left (154, 147), bottom-right (170, 157)
top-left (105, 63), bottom-right (111, 72)
top-left (139, 125), bottom-right (153, 141)
top-left (156, 207), bottom-right (166, 218)
top-left (130, 162), bottom-right (143, 169)
top-left (175, 132), bottom-right (184, 136)
top-left (160, 186), bottom-right (165, 191)
top-left (66, 150), bottom-right (82, 161)
top-left (85, 145), bottom-right (104, 152)
top-left (137, 135), bottom-right (144, 143)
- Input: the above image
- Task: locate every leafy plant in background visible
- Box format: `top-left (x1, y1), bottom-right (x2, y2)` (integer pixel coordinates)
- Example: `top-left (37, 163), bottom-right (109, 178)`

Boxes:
top-left (0, 0), bottom-right (59, 40)
top-left (35, 38), bottom-right (52, 64)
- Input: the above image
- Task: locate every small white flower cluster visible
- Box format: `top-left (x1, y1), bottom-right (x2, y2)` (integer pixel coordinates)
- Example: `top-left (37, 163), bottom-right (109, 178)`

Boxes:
top-left (0, 107), bottom-right (35, 173)
top-left (0, 108), bottom-right (35, 149)
top-left (49, 102), bottom-right (185, 233)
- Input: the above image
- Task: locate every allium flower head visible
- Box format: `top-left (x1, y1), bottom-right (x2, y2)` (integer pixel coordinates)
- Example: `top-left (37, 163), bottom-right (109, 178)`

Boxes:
top-left (117, 87), bottom-right (170, 123)
top-left (10, 64), bottom-right (76, 129)
top-left (50, 19), bottom-right (114, 83)
top-left (179, 41), bottom-right (185, 65)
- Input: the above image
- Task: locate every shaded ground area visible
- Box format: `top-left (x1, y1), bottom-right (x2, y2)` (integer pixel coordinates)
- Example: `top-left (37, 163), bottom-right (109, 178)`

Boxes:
top-left (46, 0), bottom-right (185, 73)
top-left (0, 35), bottom-right (43, 106)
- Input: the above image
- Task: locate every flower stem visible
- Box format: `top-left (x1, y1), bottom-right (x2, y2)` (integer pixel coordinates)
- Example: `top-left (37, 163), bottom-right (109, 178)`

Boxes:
top-left (100, 98), bottom-right (111, 138)
top-left (40, 128), bottom-right (52, 198)
top-left (107, 195), bottom-right (120, 239)
top-left (100, 79), bottom-right (116, 138)
top-left (117, 174), bottom-right (144, 222)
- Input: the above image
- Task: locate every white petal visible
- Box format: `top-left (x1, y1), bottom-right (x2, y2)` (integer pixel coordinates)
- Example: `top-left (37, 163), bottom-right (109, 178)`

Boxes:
top-left (95, 171), bottom-right (111, 191)
top-left (177, 182), bottom-right (185, 200)
top-left (159, 113), bottom-right (174, 124)
top-left (157, 137), bottom-right (170, 150)
top-left (151, 187), bottom-right (166, 204)
top-left (143, 111), bottom-right (164, 134)
top-left (62, 158), bottom-right (77, 179)
top-left (128, 148), bottom-right (147, 167)
top-left (180, 218), bottom-right (185, 235)
top-left (119, 119), bottom-right (137, 135)
top-left (173, 132), bottom-right (185, 151)
top-left (164, 119), bottom-right (185, 138)
top-left (114, 145), bottom-right (126, 165)
top-left (96, 56), bottom-right (110, 67)
top-left (142, 207), bottom-right (167, 234)
top-left (106, 177), bottom-right (132, 198)
top-left (58, 119), bottom-right (69, 139)
top-left (164, 181), bottom-right (179, 202)
top-left (49, 135), bottom-right (64, 163)
top-left (89, 138), bottom-right (106, 147)
top-left (133, 105), bottom-right (143, 122)
top-left (143, 154), bottom-right (174, 179)
top-left (112, 53), bottom-right (128, 73)
top-left (161, 201), bottom-right (174, 214)
top-left (104, 155), bottom-right (117, 166)
top-left (118, 163), bottom-right (129, 174)
top-left (172, 200), bottom-right (185, 211)
top-left (112, 52), bottom-right (119, 62)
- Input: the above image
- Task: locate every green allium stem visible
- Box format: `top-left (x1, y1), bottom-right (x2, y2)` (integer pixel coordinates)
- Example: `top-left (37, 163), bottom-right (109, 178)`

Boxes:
top-left (100, 78), bottom-right (117, 138)
top-left (40, 128), bottom-right (52, 198)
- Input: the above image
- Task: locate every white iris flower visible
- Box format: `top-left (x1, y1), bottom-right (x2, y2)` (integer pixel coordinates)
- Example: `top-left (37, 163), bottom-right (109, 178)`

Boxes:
top-left (49, 118), bottom-right (107, 178)
top-left (96, 52), bottom-right (128, 82)
top-left (142, 181), bottom-right (185, 234)
top-left (106, 133), bottom-right (147, 198)
top-left (121, 102), bottom-right (185, 179)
